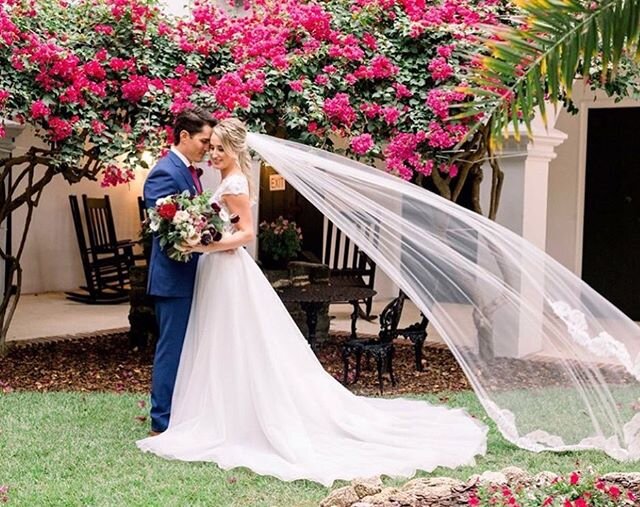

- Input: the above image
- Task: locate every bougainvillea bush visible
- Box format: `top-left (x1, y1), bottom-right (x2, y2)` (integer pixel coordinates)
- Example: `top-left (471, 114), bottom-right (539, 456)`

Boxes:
top-left (0, 0), bottom-right (519, 348)
top-left (0, 0), bottom-right (519, 191)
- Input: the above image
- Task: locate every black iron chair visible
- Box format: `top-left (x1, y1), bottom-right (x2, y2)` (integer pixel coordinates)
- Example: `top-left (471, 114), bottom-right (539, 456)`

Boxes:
top-left (342, 291), bottom-right (429, 393)
top-left (66, 194), bottom-right (137, 304)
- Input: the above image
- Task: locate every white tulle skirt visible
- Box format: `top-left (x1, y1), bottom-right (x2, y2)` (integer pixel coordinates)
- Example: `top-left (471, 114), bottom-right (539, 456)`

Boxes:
top-left (136, 249), bottom-right (487, 486)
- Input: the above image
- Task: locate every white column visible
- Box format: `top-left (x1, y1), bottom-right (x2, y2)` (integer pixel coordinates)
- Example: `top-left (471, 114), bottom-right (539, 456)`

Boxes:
top-left (487, 108), bottom-right (568, 358)
top-left (521, 115), bottom-right (568, 249)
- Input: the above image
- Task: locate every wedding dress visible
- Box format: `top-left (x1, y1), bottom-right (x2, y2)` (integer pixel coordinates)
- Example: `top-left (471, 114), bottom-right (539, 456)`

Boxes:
top-left (136, 173), bottom-right (487, 486)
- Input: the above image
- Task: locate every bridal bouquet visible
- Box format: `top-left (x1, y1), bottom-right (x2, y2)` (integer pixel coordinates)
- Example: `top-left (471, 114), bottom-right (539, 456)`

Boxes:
top-left (147, 190), bottom-right (233, 262)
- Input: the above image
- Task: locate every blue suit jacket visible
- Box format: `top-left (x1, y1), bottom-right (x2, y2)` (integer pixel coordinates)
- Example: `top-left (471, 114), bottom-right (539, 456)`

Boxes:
top-left (144, 151), bottom-right (202, 298)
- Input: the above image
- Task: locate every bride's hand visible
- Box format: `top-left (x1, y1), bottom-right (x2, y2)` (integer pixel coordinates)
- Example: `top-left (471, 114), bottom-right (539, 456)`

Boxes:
top-left (186, 244), bottom-right (209, 254)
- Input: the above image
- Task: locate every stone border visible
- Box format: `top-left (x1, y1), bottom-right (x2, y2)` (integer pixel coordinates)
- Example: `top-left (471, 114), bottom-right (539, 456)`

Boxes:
top-left (320, 468), bottom-right (640, 506)
top-left (7, 327), bottom-right (131, 349)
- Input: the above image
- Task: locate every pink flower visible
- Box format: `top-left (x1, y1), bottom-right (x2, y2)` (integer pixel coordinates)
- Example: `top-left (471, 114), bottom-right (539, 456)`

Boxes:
top-left (289, 80), bottom-right (304, 93)
top-left (381, 106), bottom-right (401, 125)
top-left (322, 65), bottom-right (337, 74)
top-left (0, 90), bottom-right (9, 106)
top-left (360, 102), bottom-right (382, 119)
top-left (344, 74), bottom-right (358, 85)
top-left (91, 120), bottom-right (107, 135)
top-left (323, 93), bottom-right (356, 127)
top-left (369, 55), bottom-right (398, 79)
top-left (439, 162), bottom-right (458, 177)
top-left (354, 65), bottom-right (373, 80)
top-left (569, 472), bottom-right (580, 485)
top-left (0, 125), bottom-right (5, 139)
top-left (48, 117), bottom-right (73, 141)
top-left (94, 24), bottom-right (114, 36)
top-left (427, 121), bottom-right (467, 149)
top-left (436, 44), bottom-right (454, 58)
top-left (608, 486), bottom-right (621, 499)
top-left (101, 164), bottom-right (135, 187)
top-left (289, 3), bottom-right (332, 40)
top-left (95, 49), bottom-right (108, 62)
top-left (314, 75), bottom-right (329, 86)
top-left (121, 76), bottom-right (150, 102)
top-left (84, 60), bottom-right (106, 81)
top-left (328, 38), bottom-right (365, 61)
top-left (30, 100), bottom-right (51, 119)
top-left (361, 33), bottom-right (378, 50)
top-left (428, 57), bottom-right (454, 81)
top-left (426, 88), bottom-right (467, 119)
top-left (350, 133), bottom-right (374, 154)
top-left (170, 99), bottom-right (194, 114)
top-left (393, 82), bottom-right (413, 99)
top-left (214, 72), bottom-right (252, 110)
top-left (384, 132), bottom-right (429, 180)
top-left (109, 57), bottom-right (134, 72)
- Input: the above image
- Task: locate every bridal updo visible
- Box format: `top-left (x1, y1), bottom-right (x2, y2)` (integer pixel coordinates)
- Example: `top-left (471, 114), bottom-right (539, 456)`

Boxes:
top-left (212, 118), bottom-right (256, 200)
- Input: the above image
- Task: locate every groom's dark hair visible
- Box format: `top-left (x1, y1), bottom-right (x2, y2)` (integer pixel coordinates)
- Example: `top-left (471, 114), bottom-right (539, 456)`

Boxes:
top-left (173, 107), bottom-right (216, 145)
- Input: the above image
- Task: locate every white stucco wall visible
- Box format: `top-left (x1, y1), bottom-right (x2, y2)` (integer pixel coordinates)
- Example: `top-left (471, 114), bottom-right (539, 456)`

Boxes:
top-left (11, 126), bottom-right (146, 294)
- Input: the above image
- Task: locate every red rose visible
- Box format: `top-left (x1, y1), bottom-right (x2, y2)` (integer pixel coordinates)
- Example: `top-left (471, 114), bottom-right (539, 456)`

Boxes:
top-left (158, 202), bottom-right (178, 220)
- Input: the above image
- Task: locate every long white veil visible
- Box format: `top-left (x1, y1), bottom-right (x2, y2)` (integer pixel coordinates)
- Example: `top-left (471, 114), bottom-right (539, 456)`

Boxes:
top-left (247, 132), bottom-right (640, 461)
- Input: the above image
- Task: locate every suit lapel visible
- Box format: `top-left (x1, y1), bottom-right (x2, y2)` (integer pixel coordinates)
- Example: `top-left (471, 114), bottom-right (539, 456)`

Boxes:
top-left (167, 151), bottom-right (198, 195)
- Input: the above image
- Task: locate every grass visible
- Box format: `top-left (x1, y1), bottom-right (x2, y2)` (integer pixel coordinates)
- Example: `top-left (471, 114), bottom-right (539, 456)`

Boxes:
top-left (1, 391), bottom-right (640, 506)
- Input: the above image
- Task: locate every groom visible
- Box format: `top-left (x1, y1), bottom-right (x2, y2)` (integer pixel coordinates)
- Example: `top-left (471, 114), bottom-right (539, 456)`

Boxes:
top-left (144, 107), bottom-right (215, 435)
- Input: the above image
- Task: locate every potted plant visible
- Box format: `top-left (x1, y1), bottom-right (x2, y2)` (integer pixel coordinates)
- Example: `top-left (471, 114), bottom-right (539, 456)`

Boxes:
top-left (258, 216), bottom-right (303, 270)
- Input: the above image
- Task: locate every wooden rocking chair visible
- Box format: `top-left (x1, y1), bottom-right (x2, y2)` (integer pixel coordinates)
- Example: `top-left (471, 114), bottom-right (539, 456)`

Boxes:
top-left (65, 194), bottom-right (136, 304)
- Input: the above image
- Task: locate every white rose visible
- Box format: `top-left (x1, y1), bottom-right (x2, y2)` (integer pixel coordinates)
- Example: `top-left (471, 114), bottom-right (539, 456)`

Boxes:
top-left (182, 224), bottom-right (196, 237)
top-left (172, 210), bottom-right (190, 224)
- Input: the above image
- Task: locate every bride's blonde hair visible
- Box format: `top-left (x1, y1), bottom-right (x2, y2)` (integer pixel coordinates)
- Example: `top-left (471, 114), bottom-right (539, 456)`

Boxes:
top-left (212, 118), bottom-right (255, 200)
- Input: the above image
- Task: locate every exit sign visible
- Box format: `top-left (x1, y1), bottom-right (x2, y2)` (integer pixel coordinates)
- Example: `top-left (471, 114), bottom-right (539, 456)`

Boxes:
top-left (269, 174), bottom-right (286, 191)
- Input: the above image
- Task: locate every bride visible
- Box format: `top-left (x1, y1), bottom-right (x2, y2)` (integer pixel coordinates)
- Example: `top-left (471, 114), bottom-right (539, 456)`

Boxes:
top-left (136, 118), bottom-right (488, 486)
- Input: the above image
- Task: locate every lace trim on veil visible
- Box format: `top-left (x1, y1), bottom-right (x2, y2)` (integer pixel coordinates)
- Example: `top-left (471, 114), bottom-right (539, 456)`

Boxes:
top-left (483, 399), bottom-right (640, 460)
top-left (551, 301), bottom-right (640, 381)
top-left (479, 301), bottom-right (640, 460)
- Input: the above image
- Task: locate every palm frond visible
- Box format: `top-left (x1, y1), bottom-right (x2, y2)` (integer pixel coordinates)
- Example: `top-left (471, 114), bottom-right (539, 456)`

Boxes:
top-left (454, 0), bottom-right (640, 149)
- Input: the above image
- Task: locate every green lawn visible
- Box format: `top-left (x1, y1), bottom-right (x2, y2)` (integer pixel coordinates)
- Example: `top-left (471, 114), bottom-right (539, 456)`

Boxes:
top-left (1, 391), bottom-right (639, 506)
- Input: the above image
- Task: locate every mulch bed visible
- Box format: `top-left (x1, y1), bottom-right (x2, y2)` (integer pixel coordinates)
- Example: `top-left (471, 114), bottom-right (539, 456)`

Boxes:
top-left (2, 330), bottom-right (635, 397)
top-left (0, 332), bottom-right (470, 396)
